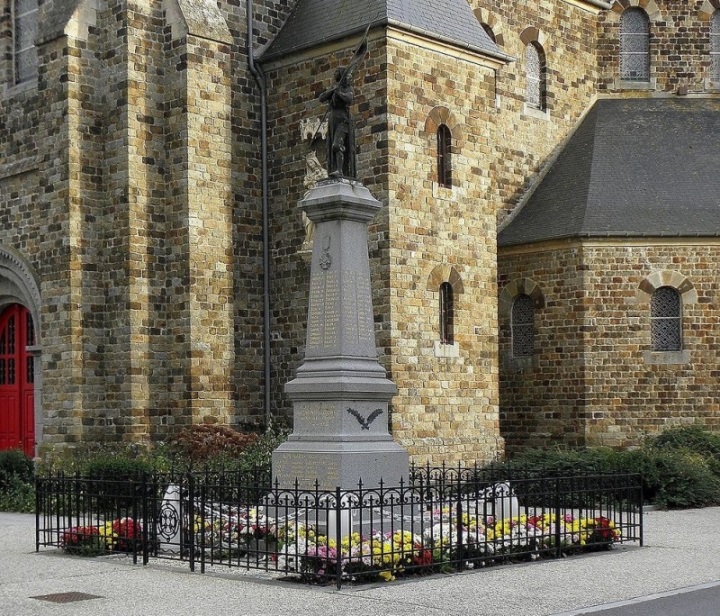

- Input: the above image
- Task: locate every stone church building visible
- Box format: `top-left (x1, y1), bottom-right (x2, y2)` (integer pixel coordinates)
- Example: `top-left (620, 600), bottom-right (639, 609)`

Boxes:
top-left (0, 0), bottom-right (718, 461)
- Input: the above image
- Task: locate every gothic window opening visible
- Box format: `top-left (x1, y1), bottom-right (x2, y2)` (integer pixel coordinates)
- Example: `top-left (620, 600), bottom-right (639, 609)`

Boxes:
top-left (525, 42), bottom-right (546, 110)
top-left (711, 11), bottom-right (720, 83)
top-left (437, 124), bottom-right (452, 188)
top-left (511, 294), bottom-right (534, 357)
top-left (619, 8), bottom-right (650, 82)
top-left (14, 0), bottom-right (39, 84)
top-left (651, 286), bottom-right (682, 352)
top-left (439, 282), bottom-right (454, 345)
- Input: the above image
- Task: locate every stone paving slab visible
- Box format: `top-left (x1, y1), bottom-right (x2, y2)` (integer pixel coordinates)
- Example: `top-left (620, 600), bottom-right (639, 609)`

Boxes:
top-left (1, 508), bottom-right (719, 616)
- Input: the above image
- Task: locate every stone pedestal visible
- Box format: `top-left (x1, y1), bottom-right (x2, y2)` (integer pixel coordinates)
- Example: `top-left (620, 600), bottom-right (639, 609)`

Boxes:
top-left (272, 179), bottom-right (409, 490)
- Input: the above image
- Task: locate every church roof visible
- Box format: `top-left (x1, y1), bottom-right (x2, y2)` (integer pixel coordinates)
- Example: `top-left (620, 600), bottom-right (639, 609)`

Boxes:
top-left (498, 98), bottom-right (720, 247)
top-left (260, 0), bottom-right (508, 62)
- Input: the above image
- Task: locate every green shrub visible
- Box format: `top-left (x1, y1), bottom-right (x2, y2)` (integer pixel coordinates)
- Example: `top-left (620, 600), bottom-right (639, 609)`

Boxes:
top-left (83, 455), bottom-right (154, 512)
top-left (0, 473), bottom-right (35, 512)
top-left (647, 425), bottom-right (720, 457)
top-left (0, 450), bottom-right (35, 513)
top-left (642, 449), bottom-right (720, 509)
top-left (0, 449), bottom-right (34, 488)
top-left (503, 439), bottom-right (720, 510)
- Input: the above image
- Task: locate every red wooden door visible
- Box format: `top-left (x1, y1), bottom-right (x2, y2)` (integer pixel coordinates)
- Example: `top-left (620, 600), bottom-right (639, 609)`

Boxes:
top-left (0, 305), bottom-right (35, 458)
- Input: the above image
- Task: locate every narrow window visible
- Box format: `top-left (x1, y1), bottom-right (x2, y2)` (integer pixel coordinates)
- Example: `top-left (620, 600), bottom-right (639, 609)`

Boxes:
top-left (437, 124), bottom-right (452, 188)
top-left (14, 0), bottom-right (39, 84)
top-left (26, 311), bottom-right (35, 384)
top-left (525, 43), bottom-right (545, 110)
top-left (481, 24), bottom-right (497, 44)
top-left (651, 287), bottom-right (682, 351)
top-left (439, 282), bottom-right (454, 345)
top-left (711, 11), bottom-right (720, 84)
top-left (511, 294), bottom-right (534, 357)
top-left (619, 8), bottom-right (650, 82)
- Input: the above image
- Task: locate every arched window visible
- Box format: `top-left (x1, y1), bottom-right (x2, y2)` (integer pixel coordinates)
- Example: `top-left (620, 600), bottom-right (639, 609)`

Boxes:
top-left (619, 8), bottom-right (650, 82)
top-left (14, 0), bottom-right (39, 84)
top-left (525, 42), bottom-right (546, 110)
top-left (511, 294), bottom-right (534, 357)
top-left (481, 23), bottom-right (497, 43)
top-left (651, 287), bottom-right (682, 351)
top-left (711, 11), bottom-right (720, 83)
top-left (437, 124), bottom-right (452, 188)
top-left (439, 282), bottom-right (454, 345)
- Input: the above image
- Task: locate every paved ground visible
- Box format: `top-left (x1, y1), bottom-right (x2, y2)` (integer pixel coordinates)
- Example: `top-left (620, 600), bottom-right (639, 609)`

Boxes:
top-left (1, 508), bottom-right (718, 616)
top-left (562, 584), bottom-right (720, 616)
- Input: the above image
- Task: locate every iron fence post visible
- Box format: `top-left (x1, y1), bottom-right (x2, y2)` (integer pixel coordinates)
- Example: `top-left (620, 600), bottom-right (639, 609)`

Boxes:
top-left (56, 472), bottom-right (64, 548)
top-left (639, 473), bottom-right (644, 547)
top-left (200, 482), bottom-right (206, 574)
top-left (188, 473), bottom-right (195, 573)
top-left (555, 476), bottom-right (561, 559)
top-left (142, 472), bottom-right (149, 565)
top-left (34, 475), bottom-right (40, 551)
top-left (73, 471), bottom-right (80, 531)
top-left (335, 486), bottom-right (343, 589)
top-left (456, 497), bottom-right (464, 571)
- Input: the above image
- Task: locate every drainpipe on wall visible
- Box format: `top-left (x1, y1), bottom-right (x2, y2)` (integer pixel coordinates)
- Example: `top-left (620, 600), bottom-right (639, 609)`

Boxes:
top-left (247, 0), bottom-right (272, 427)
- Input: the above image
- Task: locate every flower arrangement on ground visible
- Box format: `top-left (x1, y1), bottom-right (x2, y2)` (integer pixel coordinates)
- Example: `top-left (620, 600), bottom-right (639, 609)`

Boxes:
top-left (274, 509), bottom-right (621, 583)
top-left (61, 518), bottom-right (143, 556)
top-left (191, 506), bottom-right (278, 557)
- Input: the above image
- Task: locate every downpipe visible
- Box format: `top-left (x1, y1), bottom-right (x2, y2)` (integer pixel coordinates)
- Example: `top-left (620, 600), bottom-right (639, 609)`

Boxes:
top-left (247, 0), bottom-right (272, 426)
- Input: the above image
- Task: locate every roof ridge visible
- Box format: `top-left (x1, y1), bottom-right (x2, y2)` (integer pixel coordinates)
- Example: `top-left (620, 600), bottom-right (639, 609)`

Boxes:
top-left (260, 0), bottom-right (504, 62)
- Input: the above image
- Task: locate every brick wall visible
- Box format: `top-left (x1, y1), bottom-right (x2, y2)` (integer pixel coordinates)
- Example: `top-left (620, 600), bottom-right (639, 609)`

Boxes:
top-left (499, 241), bottom-right (720, 452)
top-left (471, 0), bottom-right (600, 225)
top-left (498, 244), bottom-right (586, 453)
top-left (598, 0), bottom-right (720, 93)
top-left (2, 0), bottom-right (718, 458)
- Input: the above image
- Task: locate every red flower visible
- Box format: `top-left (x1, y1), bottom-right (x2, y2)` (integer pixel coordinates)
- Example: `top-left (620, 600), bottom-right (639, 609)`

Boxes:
top-left (111, 518), bottom-right (143, 552)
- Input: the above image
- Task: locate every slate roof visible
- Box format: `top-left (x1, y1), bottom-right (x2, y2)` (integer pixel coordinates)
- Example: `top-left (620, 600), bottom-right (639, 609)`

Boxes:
top-left (498, 98), bottom-right (720, 247)
top-left (260, 0), bottom-right (508, 62)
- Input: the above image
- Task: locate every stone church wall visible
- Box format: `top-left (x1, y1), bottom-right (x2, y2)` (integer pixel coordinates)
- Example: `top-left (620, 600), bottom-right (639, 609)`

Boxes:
top-left (598, 0), bottom-right (720, 94)
top-left (2, 0), bottom-right (718, 458)
top-left (499, 241), bottom-right (720, 452)
top-left (498, 244), bottom-right (587, 453)
top-left (470, 0), bottom-right (600, 226)
top-left (0, 0), bottom-right (287, 446)
top-left (581, 242), bottom-right (720, 446)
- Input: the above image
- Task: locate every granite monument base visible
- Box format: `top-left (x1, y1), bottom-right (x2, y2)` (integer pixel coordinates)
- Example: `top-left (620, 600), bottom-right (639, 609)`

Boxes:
top-left (272, 437), bottom-right (409, 491)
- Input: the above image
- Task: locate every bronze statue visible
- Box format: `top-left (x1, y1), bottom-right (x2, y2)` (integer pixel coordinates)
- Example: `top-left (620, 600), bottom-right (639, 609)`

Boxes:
top-left (316, 27), bottom-right (369, 179)
top-left (319, 67), bottom-right (356, 178)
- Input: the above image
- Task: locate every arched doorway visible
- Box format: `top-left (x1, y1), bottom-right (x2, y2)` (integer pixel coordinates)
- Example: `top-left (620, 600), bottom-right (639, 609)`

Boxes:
top-left (0, 304), bottom-right (35, 457)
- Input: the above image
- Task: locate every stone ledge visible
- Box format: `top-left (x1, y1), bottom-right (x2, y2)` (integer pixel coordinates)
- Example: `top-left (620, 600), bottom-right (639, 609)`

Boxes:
top-left (642, 350), bottom-right (691, 365)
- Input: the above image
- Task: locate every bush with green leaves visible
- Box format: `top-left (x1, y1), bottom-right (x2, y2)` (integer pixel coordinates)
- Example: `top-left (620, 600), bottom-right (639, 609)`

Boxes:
top-left (647, 424), bottom-right (720, 457)
top-left (0, 449), bottom-right (35, 512)
top-left (502, 426), bottom-right (720, 509)
top-left (0, 449), bottom-right (33, 487)
top-left (0, 473), bottom-right (35, 512)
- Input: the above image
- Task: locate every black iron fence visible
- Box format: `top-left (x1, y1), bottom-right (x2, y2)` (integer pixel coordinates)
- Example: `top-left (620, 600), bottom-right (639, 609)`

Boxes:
top-left (36, 465), bottom-right (643, 588)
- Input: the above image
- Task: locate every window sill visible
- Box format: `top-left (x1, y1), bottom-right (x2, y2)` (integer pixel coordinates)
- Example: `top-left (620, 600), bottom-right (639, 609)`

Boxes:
top-left (522, 104), bottom-right (549, 121)
top-left (502, 354), bottom-right (534, 373)
top-left (642, 350), bottom-right (690, 365)
top-left (2, 78), bottom-right (37, 99)
top-left (613, 78), bottom-right (656, 91)
top-left (432, 183), bottom-right (455, 201)
top-left (434, 341), bottom-right (459, 358)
